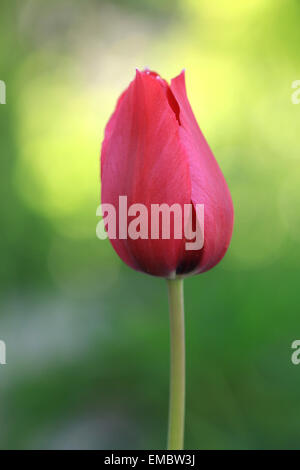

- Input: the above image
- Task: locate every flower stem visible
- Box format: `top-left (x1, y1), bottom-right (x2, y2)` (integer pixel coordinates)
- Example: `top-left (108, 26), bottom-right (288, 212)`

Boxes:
top-left (166, 278), bottom-right (185, 450)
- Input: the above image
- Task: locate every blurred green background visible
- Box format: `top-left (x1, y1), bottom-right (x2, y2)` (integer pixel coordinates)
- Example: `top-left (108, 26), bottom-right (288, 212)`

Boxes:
top-left (0, 0), bottom-right (300, 450)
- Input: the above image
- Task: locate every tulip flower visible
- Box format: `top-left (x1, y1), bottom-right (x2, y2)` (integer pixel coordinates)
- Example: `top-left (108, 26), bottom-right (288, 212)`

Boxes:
top-left (100, 69), bottom-right (234, 450)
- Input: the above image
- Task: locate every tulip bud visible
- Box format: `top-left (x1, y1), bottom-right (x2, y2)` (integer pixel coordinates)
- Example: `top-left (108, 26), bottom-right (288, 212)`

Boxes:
top-left (100, 69), bottom-right (233, 278)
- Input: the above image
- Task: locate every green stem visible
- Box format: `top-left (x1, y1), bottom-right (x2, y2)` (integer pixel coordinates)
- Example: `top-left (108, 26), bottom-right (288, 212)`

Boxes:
top-left (166, 278), bottom-right (185, 450)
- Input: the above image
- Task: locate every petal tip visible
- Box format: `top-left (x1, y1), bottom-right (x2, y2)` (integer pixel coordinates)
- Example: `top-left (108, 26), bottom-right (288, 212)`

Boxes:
top-left (172, 68), bottom-right (186, 83)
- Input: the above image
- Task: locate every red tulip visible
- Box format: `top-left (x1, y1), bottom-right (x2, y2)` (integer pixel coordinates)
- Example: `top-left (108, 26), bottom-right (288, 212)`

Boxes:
top-left (101, 69), bottom-right (234, 278)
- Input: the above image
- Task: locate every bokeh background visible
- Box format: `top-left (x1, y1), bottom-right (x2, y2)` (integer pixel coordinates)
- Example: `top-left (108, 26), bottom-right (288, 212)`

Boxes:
top-left (0, 0), bottom-right (300, 450)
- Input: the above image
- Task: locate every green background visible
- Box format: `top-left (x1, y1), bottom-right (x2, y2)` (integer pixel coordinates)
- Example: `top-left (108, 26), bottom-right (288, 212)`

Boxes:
top-left (0, 0), bottom-right (300, 449)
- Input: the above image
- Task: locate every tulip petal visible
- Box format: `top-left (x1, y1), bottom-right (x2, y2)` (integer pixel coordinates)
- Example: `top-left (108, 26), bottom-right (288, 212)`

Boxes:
top-left (171, 71), bottom-right (234, 273)
top-left (101, 70), bottom-right (192, 276)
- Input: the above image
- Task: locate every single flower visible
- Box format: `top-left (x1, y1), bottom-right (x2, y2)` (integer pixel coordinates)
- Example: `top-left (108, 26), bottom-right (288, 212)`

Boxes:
top-left (101, 69), bottom-right (233, 278)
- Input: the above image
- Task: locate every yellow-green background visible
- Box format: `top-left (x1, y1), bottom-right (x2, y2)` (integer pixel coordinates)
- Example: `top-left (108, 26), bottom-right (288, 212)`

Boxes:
top-left (0, 0), bottom-right (300, 449)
